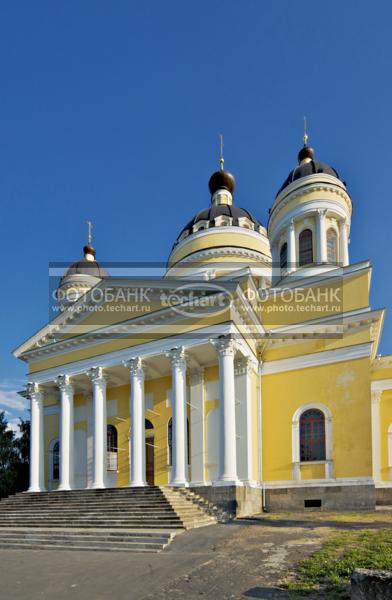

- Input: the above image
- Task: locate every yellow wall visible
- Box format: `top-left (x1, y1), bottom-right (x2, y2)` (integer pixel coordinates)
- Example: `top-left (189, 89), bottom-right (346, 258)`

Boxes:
top-left (262, 357), bottom-right (372, 482)
top-left (380, 389), bottom-right (392, 481)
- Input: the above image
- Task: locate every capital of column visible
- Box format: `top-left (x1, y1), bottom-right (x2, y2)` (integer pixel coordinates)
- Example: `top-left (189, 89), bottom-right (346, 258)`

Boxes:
top-left (234, 355), bottom-right (256, 376)
top-left (317, 208), bottom-right (328, 218)
top-left (165, 346), bottom-right (187, 369)
top-left (55, 374), bottom-right (74, 394)
top-left (26, 382), bottom-right (42, 400)
top-left (288, 218), bottom-right (295, 232)
top-left (87, 366), bottom-right (107, 387)
top-left (123, 357), bottom-right (146, 379)
top-left (210, 335), bottom-right (236, 357)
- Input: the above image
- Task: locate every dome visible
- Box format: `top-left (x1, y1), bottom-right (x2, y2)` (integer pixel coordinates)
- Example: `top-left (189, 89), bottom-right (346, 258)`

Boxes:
top-left (208, 170), bottom-right (235, 195)
top-left (277, 146), bottom-right (344, 197)
top-left (175, 204), bottom-right (263, 244)
top-left (60, 245), bottom-right (108, 284)
top-left (60, 257), bottom-right (108, 283)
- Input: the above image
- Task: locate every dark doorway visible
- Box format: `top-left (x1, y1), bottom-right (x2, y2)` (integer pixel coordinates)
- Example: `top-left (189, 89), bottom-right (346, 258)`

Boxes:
top-left (145, 419), bottom-right (154, 486)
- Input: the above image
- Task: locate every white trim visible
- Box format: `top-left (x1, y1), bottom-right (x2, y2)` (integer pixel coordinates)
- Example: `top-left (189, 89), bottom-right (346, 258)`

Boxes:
top-left (292, 403), bottom-right (332, 481)
top-left (262, 342), bottom-right (372, 375)
top-left (388, 424), bottom-right (392, 481)
top-left (269, 198), bottom-right (351, 243)
top-left (264, 476), bottom-right (373, 489)
top-left (371, 379), bottom-right (392, 392)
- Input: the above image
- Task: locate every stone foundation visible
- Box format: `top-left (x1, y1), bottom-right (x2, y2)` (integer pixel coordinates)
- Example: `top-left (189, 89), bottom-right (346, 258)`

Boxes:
top-left (190, 485), bottom-right (262, 517)
top-left (375, 487), bottom-right (392, 506)
top-left (265, 484), bottom-right (375, 512)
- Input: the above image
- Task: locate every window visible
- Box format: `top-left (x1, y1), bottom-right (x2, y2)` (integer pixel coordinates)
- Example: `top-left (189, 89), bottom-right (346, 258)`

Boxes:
top-left (300, 409), bottom-right (326, 462)
top-left (327, 228), bottom-right (338, 264)
top-left (299, 229), bottom-right (313, 266)
top-left (53, 440), bottom-right (60, 480)
top-left (280, 242), bottom-right (287, 270)
top-left (107, 425), bottom-right (118, 471)
top-left (168, 418), bottom-right (173, 466)
top-left (167, 417), bottom-right (190, 466)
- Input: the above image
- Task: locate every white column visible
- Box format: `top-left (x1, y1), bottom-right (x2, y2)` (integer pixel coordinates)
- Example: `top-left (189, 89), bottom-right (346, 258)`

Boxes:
top-left (371, 389), bottom-right (382, 483)
top-left (235, 356), bottom-right (254, 484)
top-left (124, 358), bottom-right (147, 487)
top-left (166, 347), bottom-right (188, 487)
top-left (189, 368), bottom-right (205, 486)
top-left (88, 367), bottom-right (107, 489)
top-left (316, 209), bottom-right (327, 263)
top-left (27, 383), bottom-right (45, 492)
top-left (55, 374), bottom-right (74, 491)
top-left (287, 219), bottom-right (296, 273)
top-left (211, 336), bottom-right (239, 484)
top-left (339, 219), bottom-right (349, 266)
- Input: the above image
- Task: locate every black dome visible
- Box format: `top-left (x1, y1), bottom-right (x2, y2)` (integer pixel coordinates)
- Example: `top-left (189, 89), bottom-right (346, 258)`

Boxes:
top-left (277, 159), bottom-right (343, 197)
top-left (208, 170), bottom-right (236, 195)
top-left (175, 204), bottom-right (263, 243)
top-left (61, 259), bottom-right (108, 282)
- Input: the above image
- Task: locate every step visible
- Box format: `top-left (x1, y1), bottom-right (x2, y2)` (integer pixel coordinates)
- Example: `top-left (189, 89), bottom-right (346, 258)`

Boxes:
top-left (0, 541), bottom-right (167, 552)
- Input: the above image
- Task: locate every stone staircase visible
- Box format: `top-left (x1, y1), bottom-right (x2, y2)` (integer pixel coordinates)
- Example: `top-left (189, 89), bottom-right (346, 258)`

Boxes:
top-left (160, 487), bottom-right (219, 528)
top-left (0, 487), bottom-right (182, 552)
top-left (0, 486), bottom-right (218, 552)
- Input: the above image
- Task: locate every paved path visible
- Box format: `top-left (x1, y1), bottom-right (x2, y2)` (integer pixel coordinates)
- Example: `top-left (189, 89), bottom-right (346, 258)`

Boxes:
top-left (2, 514), bottom-right (388, 599)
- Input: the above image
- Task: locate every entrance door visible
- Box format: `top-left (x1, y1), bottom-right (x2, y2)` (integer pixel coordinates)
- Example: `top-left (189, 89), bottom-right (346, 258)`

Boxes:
top-left (146, 437), bottom-right (154, 485)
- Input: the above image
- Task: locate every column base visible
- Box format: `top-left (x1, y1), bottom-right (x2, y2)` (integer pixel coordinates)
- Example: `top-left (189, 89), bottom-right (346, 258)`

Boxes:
top-left (27, 486), bottom-right (46, 493)
top-left (170, 480), bottom-right (190, 487)
top-left (57, 484), bottom-right (72, 491)
top-left (213, 478), bottom-right (242, 487)
top-left (128, 481), bottom-right (148, 487)
top-left (91, 482), bottom-right (106, 489)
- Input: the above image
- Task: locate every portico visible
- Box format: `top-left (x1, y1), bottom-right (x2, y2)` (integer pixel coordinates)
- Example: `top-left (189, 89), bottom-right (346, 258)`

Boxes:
top-left (24, 329), bottom-right (259, 493)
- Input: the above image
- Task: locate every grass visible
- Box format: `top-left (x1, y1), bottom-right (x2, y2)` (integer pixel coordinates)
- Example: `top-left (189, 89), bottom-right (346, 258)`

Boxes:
top-left (282, 528), bottom-right (392, 598)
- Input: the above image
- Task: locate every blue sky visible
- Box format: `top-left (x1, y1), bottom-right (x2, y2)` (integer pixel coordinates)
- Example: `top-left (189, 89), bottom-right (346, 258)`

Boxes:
top-left (1, 1), bottom-right (392, 430)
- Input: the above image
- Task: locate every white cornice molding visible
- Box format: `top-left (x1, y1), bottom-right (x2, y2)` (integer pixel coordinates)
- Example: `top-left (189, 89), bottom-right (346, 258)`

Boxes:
top-left (269, 173), bottom-right (351, 224)
top-left (269, 197), bottom-right (351, 240)
top-left (262, 342), bottom-right (373, 375)
top-left (169, 225), bottom-right (270, 259)
top-left (167, 245), bottom-right (271, 273)
top-left (264, 477), bottom-right (373, 489)
top-left (371, 378), bottom-right (392, 392)
top-left (27, 322), bottom-right (257, 384)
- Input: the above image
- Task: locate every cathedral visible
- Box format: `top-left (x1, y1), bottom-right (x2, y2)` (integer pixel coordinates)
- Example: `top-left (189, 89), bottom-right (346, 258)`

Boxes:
top-left (13, 135), bottom-right (392, 514)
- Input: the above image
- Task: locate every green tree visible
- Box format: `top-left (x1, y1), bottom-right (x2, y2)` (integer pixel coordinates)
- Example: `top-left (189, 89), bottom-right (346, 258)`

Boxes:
top-left (0, 411), bottom-right (19, 498)
top-left (0, 412), bottom-right (30, 498)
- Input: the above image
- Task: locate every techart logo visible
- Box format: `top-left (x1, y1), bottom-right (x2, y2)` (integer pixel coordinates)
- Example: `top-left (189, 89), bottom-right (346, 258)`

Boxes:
top-left (161, 283), bottom-right (232, 318)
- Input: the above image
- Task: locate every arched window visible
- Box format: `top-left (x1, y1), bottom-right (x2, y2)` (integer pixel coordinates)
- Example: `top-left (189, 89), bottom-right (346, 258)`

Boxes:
top-left (299, 229), bottom-right (313, 266)
top-left (107, 425), bottom-right (118, 471)
top-left (327, 228), bottom-right (338, 264)
top-left (167, 418), bottom-right (190, 466)
top-left (53, 440), bottom-right (60, 480)
top-left (300, 409), bottom-right (326, 462)
top-left (280, 242), bottom-right (287, 270)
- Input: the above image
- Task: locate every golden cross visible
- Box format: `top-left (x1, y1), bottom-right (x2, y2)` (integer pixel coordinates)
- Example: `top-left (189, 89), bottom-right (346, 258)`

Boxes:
top-left (87, 220), bottom-right (92, 245)
top-left (303, 115), bottom-right (308, 146)
top-left (219, 133), bottom-right (224, 170)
